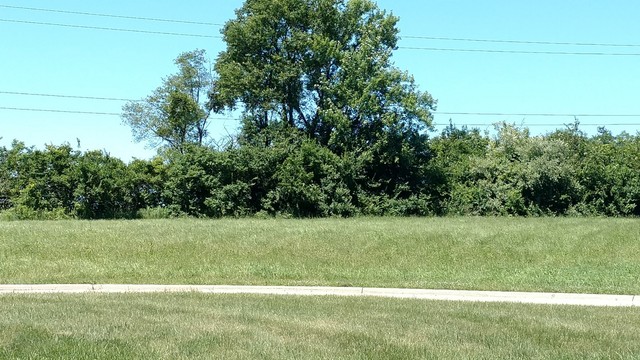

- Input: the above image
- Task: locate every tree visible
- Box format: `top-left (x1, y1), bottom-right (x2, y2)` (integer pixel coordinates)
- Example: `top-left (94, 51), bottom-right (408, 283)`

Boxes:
top-left (211, 0), bottom-right (435, 209)
top-left (212, 0), bottom-right (435, 153)
top-left (0, 143), bottom-right (10, 210)
top-left (428, 123), bottom-right (489, 213)
top-left (122, 49), bottom-right (213, 153)
top-left (73, 150), bottom-right (136, 219)
top-left (574, 130), bottom-right (640, 216)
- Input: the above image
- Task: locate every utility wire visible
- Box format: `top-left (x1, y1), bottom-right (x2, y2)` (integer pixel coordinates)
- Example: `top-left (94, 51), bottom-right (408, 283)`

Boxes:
top-left (434, 123), bottom-right (640, 127)
top-left (0, 106), bottom-right (120, 116)
top-left (398, 46), bottom-right (640, 56)
top-left (0, 19), bottom-right (219, 38)
top-left (0, 91), bottom-right (138, 102)
top-left (4, 3), bottom-right (640, 49)
top-left (434, 112), bottom-right (640, 117)
top-left (1, 17), bottom-right (635, 55)
top-left (403, 35), bottom-right (640, 48)
top-left (2, 93), bottom-right (640, 119)
top-left (0, 15), bottom-right (638, 56)
top-left (0, 4), bottom-right (221, 26)
top-left (1, 18), bottom-right (635, 55)
top-left (2, 106), bottom-right (640, 124)
top-left (3, 3), bottom-right (640, 51)
top-left (0, 106), bottom-right (238, 120)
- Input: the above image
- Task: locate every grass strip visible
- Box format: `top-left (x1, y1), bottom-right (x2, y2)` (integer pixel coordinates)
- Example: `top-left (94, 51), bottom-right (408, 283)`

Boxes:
top-left (1, 217), bottom-right (639, 294)
top-left (1, 293), bottom-right (640, 359)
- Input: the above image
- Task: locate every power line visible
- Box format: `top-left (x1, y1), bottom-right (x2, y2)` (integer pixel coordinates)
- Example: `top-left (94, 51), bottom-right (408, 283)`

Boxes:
top-left (0, 14), bottom-right (637, 56)
top-left (3, 3), bottom-right (639, 49)
top-left (2, 17), bottom-right (636, 56)
top-left (0, 19), bottom-right (219, 38)
top-left (2, 106), bottom-right (640, 124)
top-left (4, 18), bottom-right (635, 55)
top-left (0, 106), bottom-right (120, 116)
top-left (0, 106), bottom-right (238, 120)
top-left (433, 112), bottom-right (640, 117)
top-left (3, 91), bottom-right (640, 117)
top-left (435, 123), bottom-right (640, 127)
top-left (403, 35), bottom-right (640, 48)
top-left (398, 46), bottom-right (640, 56)
top-left (3, 3), bottom-right (640, 52)
top-left (2, 93), bottom-right (640, 119)
top-left (0, 4), bottom-right (222, 26)
top-left (0, 91), bottom-right (138, 102)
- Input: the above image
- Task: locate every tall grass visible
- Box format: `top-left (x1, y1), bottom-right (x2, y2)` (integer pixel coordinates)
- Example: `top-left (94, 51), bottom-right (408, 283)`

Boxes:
top-left (1, 217), bottom-right (639, 293)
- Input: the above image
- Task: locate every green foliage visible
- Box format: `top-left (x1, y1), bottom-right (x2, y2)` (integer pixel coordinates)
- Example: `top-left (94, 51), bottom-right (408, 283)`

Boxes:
top-left (213, 0), bottom-right (434, 165)
top-left (73, 151), bottom-right (136, 219)
top-left (161, 146), bottom-right (220, 217)
top-left (162, 144), bottom-right (283, 217)
top-left (127, 157), bottom-right (167, 211)
top-left (122, 49), bottom-right (213, 152)
top-left (442, 124), bottom-right (582, 216)
top-left (136, 206), bottom-right (173, 220)
top-left (4, 1), bottom-right (640, 219)
top-left (428, 124), bottom-right (489, 214)
top-left (3, 121), bottom-right (640, 219)
top-left (0, 206), bottom-right (72, 221)
top-left (0, 144), bottom-right (10, 210)
top-left (262, 139), bottom-right (358, 217)
top-left (211, 0), bottom-right (437, 213)
top-left (0, 142), bottom-right (166, 219)
top-left (573, 130), bottom-right (640, 216)
top-left (3, 142), bottom-right (79, 216)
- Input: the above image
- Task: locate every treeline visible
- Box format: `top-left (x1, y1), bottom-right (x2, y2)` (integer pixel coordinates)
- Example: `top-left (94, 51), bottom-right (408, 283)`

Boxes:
top-left (1, 122), bottom-right (638, 220)
top-left (2, 1), bottom-right (638, 220)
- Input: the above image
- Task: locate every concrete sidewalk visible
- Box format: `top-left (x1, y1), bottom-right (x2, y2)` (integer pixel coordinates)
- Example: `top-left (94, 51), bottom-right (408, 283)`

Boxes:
top-left (0, 284), bottom-right (637, 307)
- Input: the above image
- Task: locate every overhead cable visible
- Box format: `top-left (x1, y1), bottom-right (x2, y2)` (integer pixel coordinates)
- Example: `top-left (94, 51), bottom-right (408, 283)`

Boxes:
top-left (0, 91), bottom-right (138, 102)
top-left (0, 106), bottom-right (237, 120)
top-left (398, 46), bottom-right (640, 56)
top-left (434, 112), bottom-right (640, 117)
top-left (2, 3), bottom-right (639, 51)
top-left (0, 4), bottom-right (221, 26)
top-left (2, 106), bottom-right (640, 124)
top-left (0, 19), bottom-right (219, 38)
top-left (0, 106), bottom-right (120, 116)
top-left (434, 123), bottom-right (640, 127)
top-left (0, 18), bottom-right (635, 55)
top-left (403, 35), bottom-right (640, 48)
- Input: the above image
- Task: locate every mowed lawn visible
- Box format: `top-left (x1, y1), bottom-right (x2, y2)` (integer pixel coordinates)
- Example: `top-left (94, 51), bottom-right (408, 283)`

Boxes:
top-left (1, 217), bottom-right (639, 294)
top-left (2, 293), bottom-right (640, 359)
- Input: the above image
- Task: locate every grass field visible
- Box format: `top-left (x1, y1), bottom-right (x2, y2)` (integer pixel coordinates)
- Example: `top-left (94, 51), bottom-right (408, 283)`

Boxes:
top-left (1, 217), bottom-right (639, 294)
top-left (2, 217), bottom-right (640, 358)
top-left (1, 293), bottom-right (640, 359)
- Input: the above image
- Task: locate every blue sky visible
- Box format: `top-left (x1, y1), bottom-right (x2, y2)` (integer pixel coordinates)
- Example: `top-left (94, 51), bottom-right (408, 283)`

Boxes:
top-left (1, 0), bottom-right (639, 161)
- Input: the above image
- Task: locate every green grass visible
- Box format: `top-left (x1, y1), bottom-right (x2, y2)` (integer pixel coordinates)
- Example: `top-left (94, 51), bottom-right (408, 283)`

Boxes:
top-left (1, 217), bottom-right (639, 293)
top-left (1, 293), bottom-right (639, 359)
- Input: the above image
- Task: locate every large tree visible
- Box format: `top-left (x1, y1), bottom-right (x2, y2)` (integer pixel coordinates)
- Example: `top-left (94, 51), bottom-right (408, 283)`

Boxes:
top-left (122, 49), bottom-right (213, 153)
top-left (212, 0), bottom-right (435, 155)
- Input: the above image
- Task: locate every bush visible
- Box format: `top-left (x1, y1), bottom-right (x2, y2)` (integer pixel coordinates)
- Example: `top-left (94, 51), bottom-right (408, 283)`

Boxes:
top-left (0, 206), bottom-right (72, 221)
top-left (136, 206), bottom-right (174, 219)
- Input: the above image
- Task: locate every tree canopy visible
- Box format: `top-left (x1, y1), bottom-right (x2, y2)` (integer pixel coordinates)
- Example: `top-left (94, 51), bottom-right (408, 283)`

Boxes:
top-left (2, 0), bottom-right (638, 220)
top-left (212, 0), bottom-right (435, 154)
top-left (122, 49), bottom-right (213, 153)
